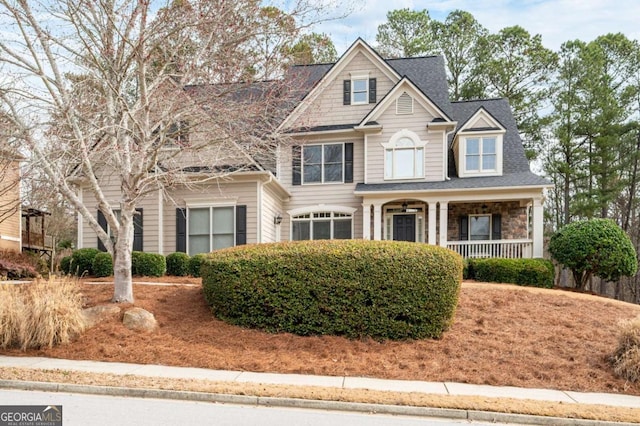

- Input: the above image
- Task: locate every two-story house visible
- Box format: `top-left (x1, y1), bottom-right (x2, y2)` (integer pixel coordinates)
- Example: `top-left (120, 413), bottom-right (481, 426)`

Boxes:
top-left (79, 39), bottom-right (550, 259)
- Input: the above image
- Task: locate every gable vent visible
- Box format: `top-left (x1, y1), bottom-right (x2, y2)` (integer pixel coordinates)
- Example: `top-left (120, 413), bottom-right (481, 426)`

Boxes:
top-left (396, 92), bottom-right (413, 115)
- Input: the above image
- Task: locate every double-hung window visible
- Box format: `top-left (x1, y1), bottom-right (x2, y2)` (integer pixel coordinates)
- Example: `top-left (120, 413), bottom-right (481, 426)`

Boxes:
top-left (291, 211), bottom-right (353, 241)
top-left (303, 143), bottom-right (344, 184)
top-left (465, 137), bottom-right (497, 173)
top-left (188, 206), bottom-right (234, 255)
top-left (352, 78), bottom-right (368, 104)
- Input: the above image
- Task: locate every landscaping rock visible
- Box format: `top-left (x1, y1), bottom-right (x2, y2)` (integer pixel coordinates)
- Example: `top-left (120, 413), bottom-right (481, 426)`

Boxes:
top-left (82, 305), bottom-right (122, 328)
top-left (122, 307), bottom-right (157, 332)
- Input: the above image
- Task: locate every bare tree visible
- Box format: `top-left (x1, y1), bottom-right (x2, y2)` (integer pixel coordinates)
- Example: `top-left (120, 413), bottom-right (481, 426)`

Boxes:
top-left (0, 0), bottom-right (334, 302)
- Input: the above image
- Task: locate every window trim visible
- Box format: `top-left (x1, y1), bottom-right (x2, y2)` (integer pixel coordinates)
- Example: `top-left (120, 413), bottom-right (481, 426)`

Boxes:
top-left (158, 120), bottom-right (190, 151)
top-left (350, 72), bottom-right (370, 106)
top-left (382, 129), bottom-right (427, 180)
top-left (469, 214), bottom-right (491, 241)
top-left (459, 132), bottom-right (503, 177)
top-left (301, 142), bottom-right (345, 185)
top-left (288, 205), bottom-right (356, 241)
top-left (186, 204), bottom-right (236, 255)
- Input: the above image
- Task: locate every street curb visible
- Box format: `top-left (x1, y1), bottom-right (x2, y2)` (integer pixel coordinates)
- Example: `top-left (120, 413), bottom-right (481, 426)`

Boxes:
top-left (1, 380), bottom-right (638, 425)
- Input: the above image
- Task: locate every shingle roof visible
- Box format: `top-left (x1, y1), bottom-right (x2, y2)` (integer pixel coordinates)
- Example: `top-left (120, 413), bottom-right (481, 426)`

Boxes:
top-left (355, 172), bottom-right (550, 193)
top-left (449, 99), bottom-right (532, 175)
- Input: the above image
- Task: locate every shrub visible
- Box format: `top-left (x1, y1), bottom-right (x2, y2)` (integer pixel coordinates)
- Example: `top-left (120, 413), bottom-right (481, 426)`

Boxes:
top-left (59, 256), bottom-right (72, 274)
top-left (611, 315), bottom-right (640, 382)
top-left (70, 248), bottom-right (100, 276)
top-left (131, 251), bottom-right (166, 277)
top-left (0, 250), bottom-right (39, 279)
top-left (201, 240), bottom-right (462, 340)
top-left (470, 258), bottom-right (554, 288)
top-left (92, 252), bottom-right (113, 278)
top-left (189, 253), bottom-right (207, 277)
top-left (0, 277), bottom-right (86, 350)
top-left (549, 219), bottom-right (638, 290)
top-left (166, 252), bottom-right (191, 276)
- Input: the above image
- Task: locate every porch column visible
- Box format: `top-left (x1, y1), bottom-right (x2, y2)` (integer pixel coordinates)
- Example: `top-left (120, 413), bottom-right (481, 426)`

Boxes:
top-left (373, 203), bottom-right (383, 240)
top-left (428, 202), bottom-right (437, 245)
top-left (362, 203), bottom-right (371, 240)
top-left (439, 202), bottom-right (448, 247)
top-left (532, 197), bottom-right (544, 258)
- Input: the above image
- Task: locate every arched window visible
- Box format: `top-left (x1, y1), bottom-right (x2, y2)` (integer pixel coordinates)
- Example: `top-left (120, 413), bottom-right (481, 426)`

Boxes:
top-left (382, 130), bottom-right (426, 179)
top-left (288, 206), bottom-right (356, 241)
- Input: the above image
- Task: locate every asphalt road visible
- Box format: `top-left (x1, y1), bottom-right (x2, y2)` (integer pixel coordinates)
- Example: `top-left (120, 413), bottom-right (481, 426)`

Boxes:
top-left (0, 389), bottom-right (528, 426)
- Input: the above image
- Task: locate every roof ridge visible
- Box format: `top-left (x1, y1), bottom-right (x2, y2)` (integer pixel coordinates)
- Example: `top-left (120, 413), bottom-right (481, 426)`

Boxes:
top-left (451, 97), bottom-right (506, 104)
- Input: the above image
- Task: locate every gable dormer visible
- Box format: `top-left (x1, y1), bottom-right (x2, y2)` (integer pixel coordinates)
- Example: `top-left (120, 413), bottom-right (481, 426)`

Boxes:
top-left (452, 107), bottom-right (506, 178)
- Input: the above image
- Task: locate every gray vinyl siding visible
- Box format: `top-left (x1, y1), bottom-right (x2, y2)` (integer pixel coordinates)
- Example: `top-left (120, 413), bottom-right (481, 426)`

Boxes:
top-left (80, 175), bottom-right (161, 253)
top-left (291, 52), bottom-right (396, 129)
top-left (162, 181), bottom-right (258, 254)
top-left (367, 101), bottom-right (444, 183)
top-left (280, 134), bottom-right (364, 241)
top-left (260, 183), bottom-right (283, 243)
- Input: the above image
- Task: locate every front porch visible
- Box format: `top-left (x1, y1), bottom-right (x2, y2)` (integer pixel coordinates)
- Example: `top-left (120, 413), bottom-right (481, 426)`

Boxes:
top-left (360, 196), bottom-right (544, 259)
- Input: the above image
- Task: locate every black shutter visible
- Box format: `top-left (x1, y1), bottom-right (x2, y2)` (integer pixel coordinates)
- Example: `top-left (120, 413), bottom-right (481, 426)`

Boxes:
top-left (369, 78), bottom-right (377, 103)
top-left (492, 213), bottom-right (502, 240)
top-left (292, 145), bottom-right (301, 185)
top-left (176, 208), bottom-right (187, 253)
top-left (236, 205), bottom-right (247, 245)
top-left (133, 208), bottom-right (143, 252)
top-left (97, 210), bottom-right (107, 252)
top-left (344, 143), bottom-right (353, 183)
top-left (343, 80), bottom-right (351, 105)
top-left (459, 215), bottom-right (469, 241)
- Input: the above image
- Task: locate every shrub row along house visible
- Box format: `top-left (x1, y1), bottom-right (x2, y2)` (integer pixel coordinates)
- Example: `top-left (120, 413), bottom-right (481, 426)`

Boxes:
top-left (78, 39), bottom-right (550, 258)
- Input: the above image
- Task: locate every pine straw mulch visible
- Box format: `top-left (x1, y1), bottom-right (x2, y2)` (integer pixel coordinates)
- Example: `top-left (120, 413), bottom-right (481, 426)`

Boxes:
top-left (2, 279), bottom-right (640, 399)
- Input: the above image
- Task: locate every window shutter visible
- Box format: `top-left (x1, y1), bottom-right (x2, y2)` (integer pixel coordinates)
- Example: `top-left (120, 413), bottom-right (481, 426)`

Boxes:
top-left (369, 78), bottom-right (376, 104)
top-left (97, 210), bottom-right (107, 252)
top-left (236, 205), bottom-right (247, 245)
top-left (176, 208), bottom-right (187, 253)
top-left (292, 145), bottom-right (301, 185)
top-left (344, 143), bottom-right (354, 183)
top-left (343, 80), bottom-right (351, 105)
top-left (459, 215), bottom-right (469, 241)
top-left (133, 208), bottom-right (143, 252)
top-left (492, 213), bottom-right (502, 240)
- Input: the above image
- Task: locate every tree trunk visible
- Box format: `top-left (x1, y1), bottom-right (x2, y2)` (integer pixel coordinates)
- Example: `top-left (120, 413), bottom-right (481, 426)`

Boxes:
top-left (112, 212), bottom-right (134, 303)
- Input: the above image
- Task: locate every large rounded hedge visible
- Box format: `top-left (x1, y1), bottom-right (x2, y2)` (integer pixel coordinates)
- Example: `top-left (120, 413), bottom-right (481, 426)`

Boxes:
top-left (201, 240), bottom-right (463, 340)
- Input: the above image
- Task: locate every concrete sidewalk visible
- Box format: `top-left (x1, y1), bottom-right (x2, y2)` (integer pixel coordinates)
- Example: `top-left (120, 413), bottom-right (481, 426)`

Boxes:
top-left (1, 355), bottom-right (640, 412)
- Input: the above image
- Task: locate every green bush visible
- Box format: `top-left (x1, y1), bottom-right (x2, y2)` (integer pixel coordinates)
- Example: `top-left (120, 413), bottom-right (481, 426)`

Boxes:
top-left (92, 252), bottom-right (113, 278)
top-left (131, 251), bottom-right (166, 277)
top-left (549, 219), bottom-right (638, 290)
top-left (59, 256), bottom-right (72, 274)
top-left (189, 253), bottom-right (207, 277)
top-left (201, 240), bottom-right (462, 340)
top-left (166, 252), bottom-right (191, 276)
top-left (70, 248), bottom-right (100, 276)
top-left (470, 258), bottom-right (554, 288)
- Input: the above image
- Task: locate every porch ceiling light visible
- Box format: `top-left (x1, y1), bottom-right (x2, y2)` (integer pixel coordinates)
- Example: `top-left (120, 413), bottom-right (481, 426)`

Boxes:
top-left (402, 202), bottom-right (408, 212)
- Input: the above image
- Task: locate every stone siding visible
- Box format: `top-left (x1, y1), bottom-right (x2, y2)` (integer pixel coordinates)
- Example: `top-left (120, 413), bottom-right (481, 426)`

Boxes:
top-left (447, 201), bottom-right (528, 241)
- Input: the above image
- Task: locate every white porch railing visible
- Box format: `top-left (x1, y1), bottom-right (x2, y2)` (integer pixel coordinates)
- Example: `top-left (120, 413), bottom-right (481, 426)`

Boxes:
top-left (447, 239), bottom-right (533, 259)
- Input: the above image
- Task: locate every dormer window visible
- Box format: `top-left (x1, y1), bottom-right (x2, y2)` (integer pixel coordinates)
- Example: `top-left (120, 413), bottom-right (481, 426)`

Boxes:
top-left (466, 137), bottom-right (497, 172)
top-left (382, 129), bottom-right (426, 180)
top-left (343, 73), bottom-right (376, 105)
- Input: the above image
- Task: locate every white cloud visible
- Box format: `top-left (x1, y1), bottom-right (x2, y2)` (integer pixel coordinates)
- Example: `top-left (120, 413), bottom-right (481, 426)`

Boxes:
top-left (314, 0), bottom-right (640, 55)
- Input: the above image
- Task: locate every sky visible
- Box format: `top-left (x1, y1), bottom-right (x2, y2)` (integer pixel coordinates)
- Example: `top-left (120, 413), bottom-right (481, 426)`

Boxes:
top-left (312, 0), bottom-right (640, 55)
